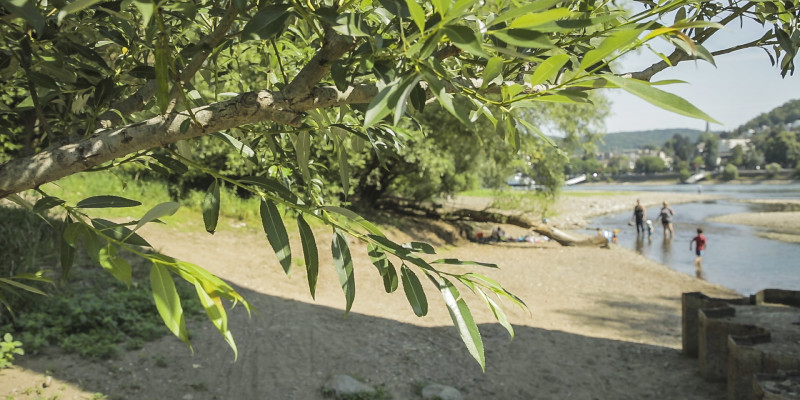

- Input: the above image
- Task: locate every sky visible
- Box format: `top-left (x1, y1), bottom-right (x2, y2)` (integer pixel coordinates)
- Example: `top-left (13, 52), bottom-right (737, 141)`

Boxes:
top-left (604, 18), bottom-right (800, 133)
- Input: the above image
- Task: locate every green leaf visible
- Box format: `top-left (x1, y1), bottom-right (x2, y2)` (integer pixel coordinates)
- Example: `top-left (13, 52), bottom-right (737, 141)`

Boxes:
top-left (603, 75), bottom-right (719, 123)
top-left (529, 53), bottom-right (570, 86)
top-left (364, 80), bottom-right (400, 128)
top-left (133, 0), bottom-right (155, 27)
top-left (57, 0), bottom-right (105, 23)
top-left (241, 4), bottom-right (291, 41)
top-left (91, 218), bottom-right (152, 247)
top-left (400, 265), bottom-right (428, 316)
top-left (202, 180), bottom-right (220, 234)
top-left (391, 75), bottom-right (422, 127)
top-left (480, 57), bottom-right (504, 89)
top-left (150, 154), bottom-right (189, 174)
top-left (99, 245), bottom-right (132, 287)
top-left (405, 0), bottom-right (426, 33)
top-left (509, 7), bottom-right (570, 29)
top-left (438, 277), bottom-right (484, 370)
top-left (476, 288), bottom-right (514, 339)
top-left (580, 28), bottom-right (643, 71)
top-left (491, 0), bottom-right (562, 26)
top-left (297, 215), bottom-right (319, 299)
top-left (402, 241), bottom-right (436, 254)
top-left (333, 12), bottom-right (371, 37)
top-left (239, 176), bottom-right (298, 204)
top-left (260, 199), bottom-right (292, 274)
top-left (211, 132), bottom-right (256, 162)
top-left (134, 202), bottom-right (180, 232)
top-left (193, 282), bottom-right (238, 360)
top-left (422, 71), bottom-right (473, 128)
top-left (431, 258), bottom-right (498, 268)
top-left (337, 146), bottom-right (350, 197)
top-left (150, 262), bottom-right (190, 345)
top-left (368, 244), bottom-right (398, 293)
top-left (320, 206), bottom-right (384, 237)
top-left (32, 196), bottom-right (65, 214)
top-left (155, 31), bottom-right (170, 114)
top-left (491, 29), bottom-right (554, 48)
top-left (332, 230), bottom-right (356, 314)
top-left (0, 0), bottom-right (45, 33)
top-left (0, 277), bottom-right (47, 296)
top-left (442, 25), bottom-right (489, 58)
top-left (294, 131), bottom-right (311, 183)
top-left (430, 0), bottom-right (448, 17)
top-left (76, 195), bottom-right (141, 209)
top-left (60, 217), bottom-right (75, 283)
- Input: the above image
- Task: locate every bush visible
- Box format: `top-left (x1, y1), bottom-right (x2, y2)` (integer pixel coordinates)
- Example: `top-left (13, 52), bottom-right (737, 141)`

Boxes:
top-left (765, 162), bottom-right (782, 178)
top-left (795, 161), bottom-right (800, 179)
top-left (722, 164), bottom-right (739, 181)
top-left (678, 168), bottom-right (691, 182)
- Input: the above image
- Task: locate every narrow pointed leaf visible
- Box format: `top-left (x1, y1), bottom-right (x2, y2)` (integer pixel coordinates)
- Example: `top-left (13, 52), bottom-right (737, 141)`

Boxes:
top-left (77, 195), bottom-right (141, 209)
top-left (0, 0), bottom-right (45, 33)
top-left (529, 53), bottom-right (570, 86)
top-left (134, 202), bottom-right (180, 231)
top-left (580, 28), bottom-right (643, 71)
top-left (241, 4), bottom-right (291, 40)
top-left (150, 263), bottom-right (190, 345)
top-left (260, 199), bottom-right (292, 274)
top-left (442, 25), bottom-right (489, 58)
top-left (401, 241), bottom-right (436, 254)
top-left (604, 75), bottom-right (719, 123)
top-left (368, 244), bottom-right (398, 293)
top-left (332, 230), bottom-right (355, 314)
top-left (476, 288), bottom-right (514, 339)
top-left (297, 215), bottom-right (319, 299)
top-left (91, 218), bottom-right (152, 247)
top-left (405, 0), bottom-right (425, 32)
top-left (480, 57), bottom-right (504, 89)
top-left (32, 196), bottom-right (64, 214)
top-left (99, 245), bottom-right (132, 287)
top-left (491, 29), bottom-right (554, 48)
top-left (155, 33), bottom-right (170, 114)
top-left (60, 217), bottom-right (75, 282)
top-left (438, 277), bottom-right (484, 370)
top-left (194, 283), bottom-right (238, 360)
top-left (202, 180), bottom-right (221, 234)
top-left (0, 278), bottom-right (47, 296)
top-left (400, 265), bottom-right (428, 316)
top-left (431, 258), bottom-right (497, 268)
top-left (491, 0), bottom-right (562, 26)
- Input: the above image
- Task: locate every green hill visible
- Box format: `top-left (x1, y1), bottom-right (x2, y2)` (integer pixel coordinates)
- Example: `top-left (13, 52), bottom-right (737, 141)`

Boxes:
top-left (733, 98), bottom-right (800, 135)
top-left (598, 128), bottom-right (704, 152)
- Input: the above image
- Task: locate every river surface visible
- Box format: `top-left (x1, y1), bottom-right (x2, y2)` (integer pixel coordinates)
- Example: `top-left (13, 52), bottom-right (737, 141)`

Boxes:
top-left (565, 183), bottom-right (800, 295)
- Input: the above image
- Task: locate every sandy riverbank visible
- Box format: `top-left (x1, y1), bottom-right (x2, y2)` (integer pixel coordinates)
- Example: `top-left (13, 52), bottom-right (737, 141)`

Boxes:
top-left (2, 191), bottom-right (741, 400)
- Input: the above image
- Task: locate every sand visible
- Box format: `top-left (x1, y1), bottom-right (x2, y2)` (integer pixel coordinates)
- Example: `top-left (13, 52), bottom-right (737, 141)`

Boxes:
top-left (1, 191), bottom-right (743, 400)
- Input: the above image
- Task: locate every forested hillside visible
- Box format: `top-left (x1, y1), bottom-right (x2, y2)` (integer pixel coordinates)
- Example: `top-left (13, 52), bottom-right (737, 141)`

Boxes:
top-left (598, 128), bottom-right (704, 151)
top-left (732, 99), bottom-right (800, 136)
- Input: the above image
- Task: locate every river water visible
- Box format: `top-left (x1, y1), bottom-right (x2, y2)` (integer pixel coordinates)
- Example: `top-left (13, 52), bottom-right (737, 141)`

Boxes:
top-left (566, 183), bottom-right (800, 296)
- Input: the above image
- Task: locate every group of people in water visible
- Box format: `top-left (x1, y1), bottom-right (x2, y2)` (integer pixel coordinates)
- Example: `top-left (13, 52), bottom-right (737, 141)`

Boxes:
top-left (632, 199), bottom-right (707, 277)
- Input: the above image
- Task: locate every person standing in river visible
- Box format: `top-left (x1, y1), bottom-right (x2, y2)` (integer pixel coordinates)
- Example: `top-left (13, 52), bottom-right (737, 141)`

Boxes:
top-left (633, 199), bottom-right (646, 235)
top-left (659, 201), bottom-right (675, 238)
top-left (690, 228), bottom-right (707, 278)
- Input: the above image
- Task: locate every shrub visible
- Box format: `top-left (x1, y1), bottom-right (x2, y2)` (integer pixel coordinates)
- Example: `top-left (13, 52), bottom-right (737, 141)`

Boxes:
top-left (678, 168), bottom-right (691, 182)
top-left (765, 162), bottom-right (782, 178)
top-left (722, 164), bottom-right (739, 181)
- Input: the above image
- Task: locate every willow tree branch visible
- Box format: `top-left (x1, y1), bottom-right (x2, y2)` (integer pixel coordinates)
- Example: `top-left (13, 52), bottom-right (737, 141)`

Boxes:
top-left (282, 28), bottom-right (356, 103)
top-left (0, 91), bottom-right (299, 198)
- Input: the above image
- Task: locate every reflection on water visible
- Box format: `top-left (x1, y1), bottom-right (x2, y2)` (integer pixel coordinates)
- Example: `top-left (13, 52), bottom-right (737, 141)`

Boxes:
top-left (578, 184), bottom-right (800, 295)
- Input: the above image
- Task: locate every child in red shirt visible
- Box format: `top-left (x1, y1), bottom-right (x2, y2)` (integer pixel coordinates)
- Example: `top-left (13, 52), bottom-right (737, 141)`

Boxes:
top-left (690, 228), bottom-right (707, 276)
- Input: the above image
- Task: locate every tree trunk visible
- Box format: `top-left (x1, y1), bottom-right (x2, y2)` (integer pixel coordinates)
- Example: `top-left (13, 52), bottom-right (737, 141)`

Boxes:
top-left (373, 199), bottom-right (608, 248)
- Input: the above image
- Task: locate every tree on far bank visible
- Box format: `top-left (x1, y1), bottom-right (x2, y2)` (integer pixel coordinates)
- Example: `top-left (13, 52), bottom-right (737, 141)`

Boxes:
top-left (0, 0), bottom-right (798, 368)
top-left (634, 155), bottom-right (666, 174)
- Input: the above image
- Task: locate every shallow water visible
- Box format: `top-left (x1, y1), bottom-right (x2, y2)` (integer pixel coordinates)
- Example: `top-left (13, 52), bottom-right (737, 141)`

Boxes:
top-left (571, 184), bottom-right (800, 295)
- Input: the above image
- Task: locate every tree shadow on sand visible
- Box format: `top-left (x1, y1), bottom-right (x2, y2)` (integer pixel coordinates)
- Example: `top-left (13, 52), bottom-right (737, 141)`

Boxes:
top-left (6, 284), bottom-right (726, 400)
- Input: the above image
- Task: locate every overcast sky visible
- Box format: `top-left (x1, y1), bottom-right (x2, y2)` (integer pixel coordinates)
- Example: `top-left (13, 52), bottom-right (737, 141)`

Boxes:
top-left (604, 17), bottom-right (800, 133)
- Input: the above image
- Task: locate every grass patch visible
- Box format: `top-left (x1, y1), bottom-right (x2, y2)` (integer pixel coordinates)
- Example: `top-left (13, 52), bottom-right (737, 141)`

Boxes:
top-left (38, 170), bottom-right (265, 229)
